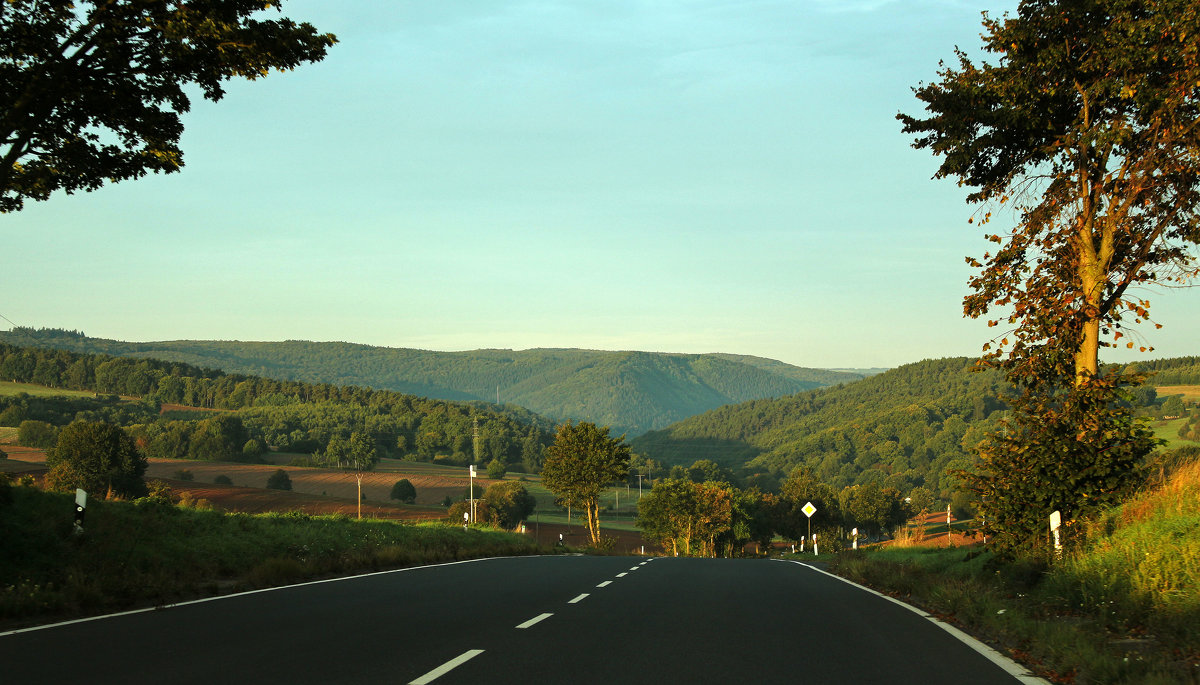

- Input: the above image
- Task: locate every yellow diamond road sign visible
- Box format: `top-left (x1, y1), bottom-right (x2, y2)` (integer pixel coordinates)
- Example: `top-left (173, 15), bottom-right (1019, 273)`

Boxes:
top-left (802, 501), bottom-right (817, 518)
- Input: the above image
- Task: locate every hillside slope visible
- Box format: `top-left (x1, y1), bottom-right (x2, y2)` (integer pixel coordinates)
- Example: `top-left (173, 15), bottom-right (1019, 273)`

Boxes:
top-left (0, 329), bottom-right (863, 436)
top-left (634, 355), bottom-right (1200, 497)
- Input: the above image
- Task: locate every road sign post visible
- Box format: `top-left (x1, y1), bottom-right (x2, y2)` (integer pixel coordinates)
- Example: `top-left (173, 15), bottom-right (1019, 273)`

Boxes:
top-left (469, 464), bottom-right (476, 523)
top-left (801, 501), bottom-right (817, 552)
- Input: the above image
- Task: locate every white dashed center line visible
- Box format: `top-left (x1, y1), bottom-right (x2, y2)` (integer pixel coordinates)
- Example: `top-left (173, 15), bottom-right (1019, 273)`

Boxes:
top-left (515, 613), bottom-right (554, 629)
top-left (568, 593), bottom-right (589, 604)
top-left (596, 581), bottom-right (612, 588)
top-left (409, 649), bottom-right (484, 685)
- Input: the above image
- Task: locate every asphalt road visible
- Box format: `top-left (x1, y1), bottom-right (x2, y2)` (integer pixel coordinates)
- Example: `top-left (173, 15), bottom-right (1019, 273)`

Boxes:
top-left (0, 555), bottom-right (1041, 684)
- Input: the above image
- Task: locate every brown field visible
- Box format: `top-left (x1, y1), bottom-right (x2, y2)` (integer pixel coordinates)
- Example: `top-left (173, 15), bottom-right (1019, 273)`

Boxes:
top-left (5, 449), bottom-right (488, 508)
top-left (1156, 385), bottom-right (1200, 404)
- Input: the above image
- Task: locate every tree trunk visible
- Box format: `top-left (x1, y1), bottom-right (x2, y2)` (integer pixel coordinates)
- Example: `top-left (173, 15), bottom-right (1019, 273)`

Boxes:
top-left (356, 473), bottom-right (363, 520)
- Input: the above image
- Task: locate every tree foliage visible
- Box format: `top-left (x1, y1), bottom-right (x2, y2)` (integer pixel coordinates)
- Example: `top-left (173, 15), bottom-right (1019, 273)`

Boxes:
top-left (899, 0), bottom-right (1194, 558)
top-left (389, 478), bottom-right (416, 504)
top-left (481, 481), bottom-right (535, 529)
top-left (541, 421), bottom-right (631, 546)
top-left (44, 420), bottom-right (147, 498)
top-left (899, 0), bottom-right (1200, 386)
top-left (960, 375), bottom-right (1157, 557)
top-left (0, 0), bottom-right (336, 212)
top-left (265, 468), bottom-right (291, 491)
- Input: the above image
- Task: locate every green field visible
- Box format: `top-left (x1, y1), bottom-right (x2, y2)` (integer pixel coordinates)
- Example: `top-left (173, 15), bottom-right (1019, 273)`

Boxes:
top-left (0, 381), bottom-right (97, 399)
top-left (1148, 416), bottom-right (1195, 450)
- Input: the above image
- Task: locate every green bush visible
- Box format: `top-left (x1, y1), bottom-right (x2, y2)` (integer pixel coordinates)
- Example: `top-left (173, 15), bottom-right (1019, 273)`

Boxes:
top-left (265, 469), bottom-right (291, 491)
top-left (214, 474), bottom-right (233, 485)
top-left (17, 420), bottom-right (56, 448)
top-left (486, 459), bottom-right (506, 480)
top-left (389, 478), bottom-right (416, 503)
top-left (173, 469), bottom-right (194, 481)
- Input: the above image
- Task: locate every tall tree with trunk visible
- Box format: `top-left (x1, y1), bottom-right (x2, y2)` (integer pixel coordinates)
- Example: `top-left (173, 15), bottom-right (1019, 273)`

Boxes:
top-left (899, 0), bottom-right (1200, 386)
top-left (0, 0), bottom-right (336, 212)
top-left (899, 0), bottom-right (1193, 553)
top-left (541, 421), bottom-right (631, 546)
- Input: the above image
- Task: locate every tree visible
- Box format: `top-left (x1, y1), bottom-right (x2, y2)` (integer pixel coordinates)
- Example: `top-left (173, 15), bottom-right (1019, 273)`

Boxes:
top-left (0, 0), bottom-right (337, 212)
top-left (44, 420), bottom-right (147, 498)
top-left (322, 432), bottom-right (377, 519)
top-left (481, 481), bottom-right (536, 529)
top-left (899, 1), bottom-right (1200, 387)
top-left (899, 0), bottom-right (1192, 557)
top-left (17, 419), bottom-right (56, 448)
top-left (265, 468), bottom-right (292, 491)
top-left (637, 477), bottom-right (700, 556)
top-left (390, 478), bottom-right (416, 504)
top-left (541, 421), bottom-right (631, 546)
top-left (486, 458), bottom-right (506, 480)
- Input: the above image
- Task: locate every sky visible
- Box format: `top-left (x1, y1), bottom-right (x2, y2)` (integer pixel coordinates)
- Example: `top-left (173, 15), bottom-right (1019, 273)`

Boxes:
top-left (4, 0), bottom-right (1198, 369)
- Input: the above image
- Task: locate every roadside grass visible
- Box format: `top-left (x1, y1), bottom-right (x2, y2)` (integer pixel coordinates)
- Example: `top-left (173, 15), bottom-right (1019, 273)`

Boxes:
top-left (0, 484), bottom-right (550, 629)
top-left (827, 461), bottom-right (1200, 684)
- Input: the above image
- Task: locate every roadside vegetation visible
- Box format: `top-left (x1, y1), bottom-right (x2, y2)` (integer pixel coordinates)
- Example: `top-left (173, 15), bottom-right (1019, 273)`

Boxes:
top-left (828, 454), bottom-right (1200, 684)
top-left (0, 479), bottom-right (547, 629)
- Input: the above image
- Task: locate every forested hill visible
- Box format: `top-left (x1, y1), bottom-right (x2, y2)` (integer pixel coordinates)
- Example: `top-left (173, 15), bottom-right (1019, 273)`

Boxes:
top-left (0, 329), bottom-right (864, 436)
top-left (633, 355), bottom-right (1200, 498)
top-left (633, 357), bottom-right (1006, 499)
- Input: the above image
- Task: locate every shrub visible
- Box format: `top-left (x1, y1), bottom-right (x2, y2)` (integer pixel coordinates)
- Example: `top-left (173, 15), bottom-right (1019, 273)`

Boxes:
top-left (0, 404), bottom-right (26, 426)
top-left (0, 446), bottom-right (7, 460)
top-left (0, 472), bottom-right (11, 507)
top-left (17, 420), bottom-right (56, 448)
top-left (173, 469), bottom-right (194, 481)
top-left (214, 474), bottom-right (233, 485)
top-left (389, 479), bottom-right (416, 503)
top-left (44, 420), bottom-right (147, 498)
top-left (486, 459), bottom-right (507, 480)
top-left (265, 469), bottom-right (292, 491)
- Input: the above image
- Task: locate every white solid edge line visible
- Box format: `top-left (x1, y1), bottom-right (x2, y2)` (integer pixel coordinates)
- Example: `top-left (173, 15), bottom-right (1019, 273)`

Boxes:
top-left (515, 612), bottom-right (554, 629)
top-left (774, 560), bottom-right (1048, 685)
top-left (0, 555), bottom-right (525, 638)
top-left (568, 593), bottom-right (589, 604)
top-left (409, 649), bottom-right (485, 685)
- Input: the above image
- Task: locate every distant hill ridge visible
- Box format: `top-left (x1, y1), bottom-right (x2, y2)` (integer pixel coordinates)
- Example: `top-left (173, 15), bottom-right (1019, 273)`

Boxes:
top-left (632, 355), bottom-right (1200, 497)
top-left (0, 328), bottom-right (864, 436)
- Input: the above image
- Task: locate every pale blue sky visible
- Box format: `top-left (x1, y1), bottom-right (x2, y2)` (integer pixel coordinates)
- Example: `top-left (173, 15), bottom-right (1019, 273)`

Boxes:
top-left (4, 0), bottom-right (1197, 368)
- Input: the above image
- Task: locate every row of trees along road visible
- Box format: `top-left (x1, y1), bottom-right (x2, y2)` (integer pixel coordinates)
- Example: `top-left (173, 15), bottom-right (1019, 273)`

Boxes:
top-left (635, 467), bottom-right (912, 557)
top-left (900, 0), bottom-right (1200, 557)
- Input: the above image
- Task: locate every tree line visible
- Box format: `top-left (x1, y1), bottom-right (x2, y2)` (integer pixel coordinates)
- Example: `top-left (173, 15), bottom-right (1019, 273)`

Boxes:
top-left (0, 341), bottom-right (554, 471)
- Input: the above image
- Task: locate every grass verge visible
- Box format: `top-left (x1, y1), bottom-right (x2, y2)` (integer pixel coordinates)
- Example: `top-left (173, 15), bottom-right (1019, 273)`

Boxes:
top-left (827, 462), bottom-right (1200, 684)
top-left (0, 485), bottom-right (550, 630)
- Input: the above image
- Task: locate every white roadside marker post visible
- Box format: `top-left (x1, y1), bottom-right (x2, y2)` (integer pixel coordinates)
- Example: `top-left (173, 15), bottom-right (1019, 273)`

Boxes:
top-left (852, 527), bottom-right (858, 550)
top-left (73, 489), bottom-right (87, 536)
top-left (1050, 510), bottom-right (1062, 558)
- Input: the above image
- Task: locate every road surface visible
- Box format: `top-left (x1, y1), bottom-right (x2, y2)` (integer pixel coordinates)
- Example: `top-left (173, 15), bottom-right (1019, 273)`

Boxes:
top-left (0, 555), bottom-right (1042, 684)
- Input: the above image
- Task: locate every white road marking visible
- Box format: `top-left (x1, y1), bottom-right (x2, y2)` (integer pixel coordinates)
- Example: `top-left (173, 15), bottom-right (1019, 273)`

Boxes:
top-left (409, 649), bottom-right (484, 685)
top-left (0, 556), bottom-right (509, 638)
top-left (515, 612), bottom-right (554, 629)
top-left (774, 560), bottom-right (1049, 684)
top-left (629, 566), bottom-right (640, 571)
top-left (596, 581), bottom-right (612, 588)
top-left (616, 572), bottom-right (627, 577)
top-left (568, 593), bottom-right (589, 604)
